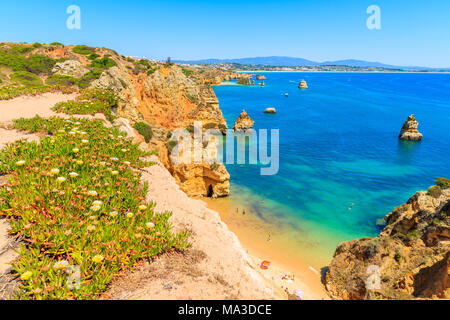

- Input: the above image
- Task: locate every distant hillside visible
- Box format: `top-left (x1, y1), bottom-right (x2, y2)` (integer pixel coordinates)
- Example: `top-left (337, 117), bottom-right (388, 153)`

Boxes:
top-left (175, 56), bottom-right (449, 71)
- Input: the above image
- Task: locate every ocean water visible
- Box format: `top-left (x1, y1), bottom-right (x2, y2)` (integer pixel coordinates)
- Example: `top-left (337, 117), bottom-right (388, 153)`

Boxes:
top-left (212, 72), bottom-right (450, 264)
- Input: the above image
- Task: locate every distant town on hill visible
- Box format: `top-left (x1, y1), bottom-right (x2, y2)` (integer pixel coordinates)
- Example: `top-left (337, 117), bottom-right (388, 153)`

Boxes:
top-left (174, 56), bottom-right (450, 72)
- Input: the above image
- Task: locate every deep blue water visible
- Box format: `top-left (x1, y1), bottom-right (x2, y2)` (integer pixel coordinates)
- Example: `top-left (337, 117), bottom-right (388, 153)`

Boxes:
top-left (213, 72), bottom-right (450, 258)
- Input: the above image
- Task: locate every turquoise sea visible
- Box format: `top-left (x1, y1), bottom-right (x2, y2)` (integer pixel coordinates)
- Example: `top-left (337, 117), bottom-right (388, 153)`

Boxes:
top-left (212, 72), bottom-right (450, 265)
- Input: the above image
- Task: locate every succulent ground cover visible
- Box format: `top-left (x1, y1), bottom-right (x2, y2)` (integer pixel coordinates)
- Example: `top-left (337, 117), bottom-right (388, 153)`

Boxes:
top-left (0, 116), bottom-right (190, 299)
top-left (52, 89), bottom-right (118, 122)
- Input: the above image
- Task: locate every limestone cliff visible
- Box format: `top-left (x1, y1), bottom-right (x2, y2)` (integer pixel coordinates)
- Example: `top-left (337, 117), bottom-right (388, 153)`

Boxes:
top-left (325, 178), bottom-right (450, 300)
top-left (0, 43), bottom-right (233, 197)
top-left (399, 114), bottom-right (423, 141)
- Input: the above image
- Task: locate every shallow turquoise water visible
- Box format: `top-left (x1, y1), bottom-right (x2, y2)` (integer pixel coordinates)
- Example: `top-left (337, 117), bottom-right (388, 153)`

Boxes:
top-left (213, 72), bottom-right (450, 259)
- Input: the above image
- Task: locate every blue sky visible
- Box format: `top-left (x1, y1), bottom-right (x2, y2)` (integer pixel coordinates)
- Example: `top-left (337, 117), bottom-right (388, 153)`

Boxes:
top-left (1, 0), bottom-right (449, 67)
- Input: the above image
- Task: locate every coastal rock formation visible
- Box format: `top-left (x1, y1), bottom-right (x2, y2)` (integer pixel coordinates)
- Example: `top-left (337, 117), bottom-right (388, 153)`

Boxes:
top-left (52, 60), bottom-right (89, 78)
top-left (237, 73), bottom-right (252, 85)
top-left (399, 115), bottom-right (423, 141)
top-left (233, 110), bottom-right (255, 132)
top-left (264, 108), bottom-right (276, 114)
top-left (299, 80), bottom-right (308, 89)
top-left (325, 179), bottom-right (450, 300)
top-left (259, 81), bottom-right (265, 87)
top-left (256, 75), bottom-right (266, 80)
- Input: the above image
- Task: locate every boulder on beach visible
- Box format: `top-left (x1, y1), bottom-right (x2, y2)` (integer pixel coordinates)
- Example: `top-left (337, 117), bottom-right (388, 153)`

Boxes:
top-left (233, 110), bottom-right (255, 132)
top-left (264, 108), bottom-right (276, 114)
top-left (299, 80), bottom-right (308, 89)
top-left (399, 114), bottom-right (423, 141)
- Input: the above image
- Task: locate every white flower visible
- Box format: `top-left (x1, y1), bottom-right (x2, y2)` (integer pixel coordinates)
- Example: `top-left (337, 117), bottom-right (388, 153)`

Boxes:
top-left (53, 260), bottom-right (69, 271)
top-left (123, 161), bottom-right (131, 166)
top-left (109, 211), bottom-right (118, 217)
top-left (69, 172), bottom-right (79, 178)
top-left (90, 205), bottom-right (101, 212)
top-left (126, 212), bottom-right (134, 218)
top-left (111, 170), bottom-right (119, 176)
top-left (16, 160), bottom-right (26, 166)
top-left (72, 148), bottom-right (79, 153)
top-left (92, 200), bottom-right (103, 206)
top-left (88, 190), bottom-right (98, 197)
top-left (56, 177), bottom-right (66, 183)
top-left (50, 168), bottom-right (60, 175)
top-left (121, 149), bottom-right (127, 153)
top-left (146, 222), bottom-right (155, 229)
top-left (138, 205), bottom-right (147, 211)
top-left (111, 157), bottom-right (119, 162)
top-left (82, 139), bottom-right (89, 144)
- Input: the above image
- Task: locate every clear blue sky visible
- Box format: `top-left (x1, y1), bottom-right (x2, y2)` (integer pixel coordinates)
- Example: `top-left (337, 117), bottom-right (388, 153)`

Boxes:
top-left (1, 0), bottom-right (449, 67)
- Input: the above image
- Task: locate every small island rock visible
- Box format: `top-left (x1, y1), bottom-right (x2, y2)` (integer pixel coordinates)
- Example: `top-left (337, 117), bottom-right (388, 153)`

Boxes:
top-left (233, 110), bottom-right (255, 132)
top-left (256, 75), bottom-right (266, 80)
top-left (399, 114), bottom-right (423, 141)
top-left (264, 108), bottom-right (276, 114)
top-left (299, 80), bottom-right (308, 89)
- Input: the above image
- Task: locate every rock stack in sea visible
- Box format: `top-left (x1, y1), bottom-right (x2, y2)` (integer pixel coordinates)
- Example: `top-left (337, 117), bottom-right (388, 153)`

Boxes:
top-left (264, 108), bottom-right (276, 114)
top-left (237, 74), bottom-right (252, 85)
top-left (256, 75), bottom-right (266, 80)
top-left (399, 114), bottom-right (423, 141)
top-left (298, 80), bottom-right (308, 89)
top-left (233, 110), bottom-right (255, 132)
top-left (259, 81), bottom-right (265, 87)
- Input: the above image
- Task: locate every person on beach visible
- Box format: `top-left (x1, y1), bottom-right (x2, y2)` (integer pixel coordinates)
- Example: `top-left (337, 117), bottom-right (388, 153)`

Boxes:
top-left (267, 234), bottom-right (272, 242)
top-left (243, 209), bottom-right (246, 215)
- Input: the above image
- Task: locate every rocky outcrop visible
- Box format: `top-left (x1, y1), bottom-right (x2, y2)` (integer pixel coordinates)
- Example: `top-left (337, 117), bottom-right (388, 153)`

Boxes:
top-left (259, 81), bottom-right (265, 87)
top-left (237, 74), bottom-right (252, 85)
top-left (52, 60), bottom-right (89, 78)
top-left (399, 115), bottom-right (423, 141)
top-left (299, 80), bottom-right (308, 89)
top-left (325, 181), bottom-right (450, 300)
top-left (256, 75), bottom-right (266, 80)
top-left (233, 110), bottom-right (255, 132)
top-left (264, 108), bottom-right (276, 114)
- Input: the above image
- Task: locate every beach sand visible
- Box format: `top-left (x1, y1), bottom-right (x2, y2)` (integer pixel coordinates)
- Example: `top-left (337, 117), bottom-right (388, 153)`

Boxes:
top-left (203, 197), bottom-right (330, 300)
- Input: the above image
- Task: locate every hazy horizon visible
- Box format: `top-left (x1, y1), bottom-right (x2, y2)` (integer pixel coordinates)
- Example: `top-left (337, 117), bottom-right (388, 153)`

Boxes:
top-left (1, 0), bottom-right (449, 68)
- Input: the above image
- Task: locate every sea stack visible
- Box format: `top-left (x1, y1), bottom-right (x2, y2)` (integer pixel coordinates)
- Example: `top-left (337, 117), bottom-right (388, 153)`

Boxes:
top-left (399, 114), bottom-right (423, 141)
top-left (237, 74), bottom-right (252, 85)
top-left (259, 81), bottom-right (265, 87)
top-left (264, 108), bottom-right (276, 114)
top-left (256, 75), bottom-right (266, 80)
top-left (233, 110), bottom-right (255, 132)
top-left (299, 80), bottom-right (308, 89)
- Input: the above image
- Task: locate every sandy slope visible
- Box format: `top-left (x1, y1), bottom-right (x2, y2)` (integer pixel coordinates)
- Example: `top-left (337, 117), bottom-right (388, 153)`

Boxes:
top-left (0, 93), bottom-right (77, 126)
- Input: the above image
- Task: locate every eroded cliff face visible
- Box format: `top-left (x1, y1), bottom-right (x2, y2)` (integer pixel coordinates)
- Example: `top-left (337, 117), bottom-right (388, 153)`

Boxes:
top-left (23, 44), bottom-right (234, 197)
top-left (325, 184), bottom-right (450, 300)
top-left (92, 59), bottom-right (234, 197)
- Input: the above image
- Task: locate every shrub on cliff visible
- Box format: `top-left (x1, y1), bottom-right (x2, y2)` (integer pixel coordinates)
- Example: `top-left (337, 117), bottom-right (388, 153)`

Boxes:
top-left (0, 116), bottom-right (189, 299)
top-left (89, 57), bottom-right (116, 69)
top-left (133, 122), bottom-right (153, 143)
top-left (76, 69), bottom-right (103, 89)
top-left (10, 71), bottom-right (43, 86)
top-left (25, 54), bottom-right (56, 74)
top-left (436, 177), bottom-right (450, 189)
top-left (182, 68), bottom-right (194, 77)
top-left (72, 45), bottom-right (96, 55)
top-left (46, 74), bottom-right (77, 87)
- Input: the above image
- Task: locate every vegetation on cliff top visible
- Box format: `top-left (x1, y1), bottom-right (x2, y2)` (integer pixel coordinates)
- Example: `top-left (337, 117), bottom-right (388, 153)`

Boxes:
top-left (52, 89), bottom-right (118, 122)
top-left (0, 115), bottom-right (190, 299)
